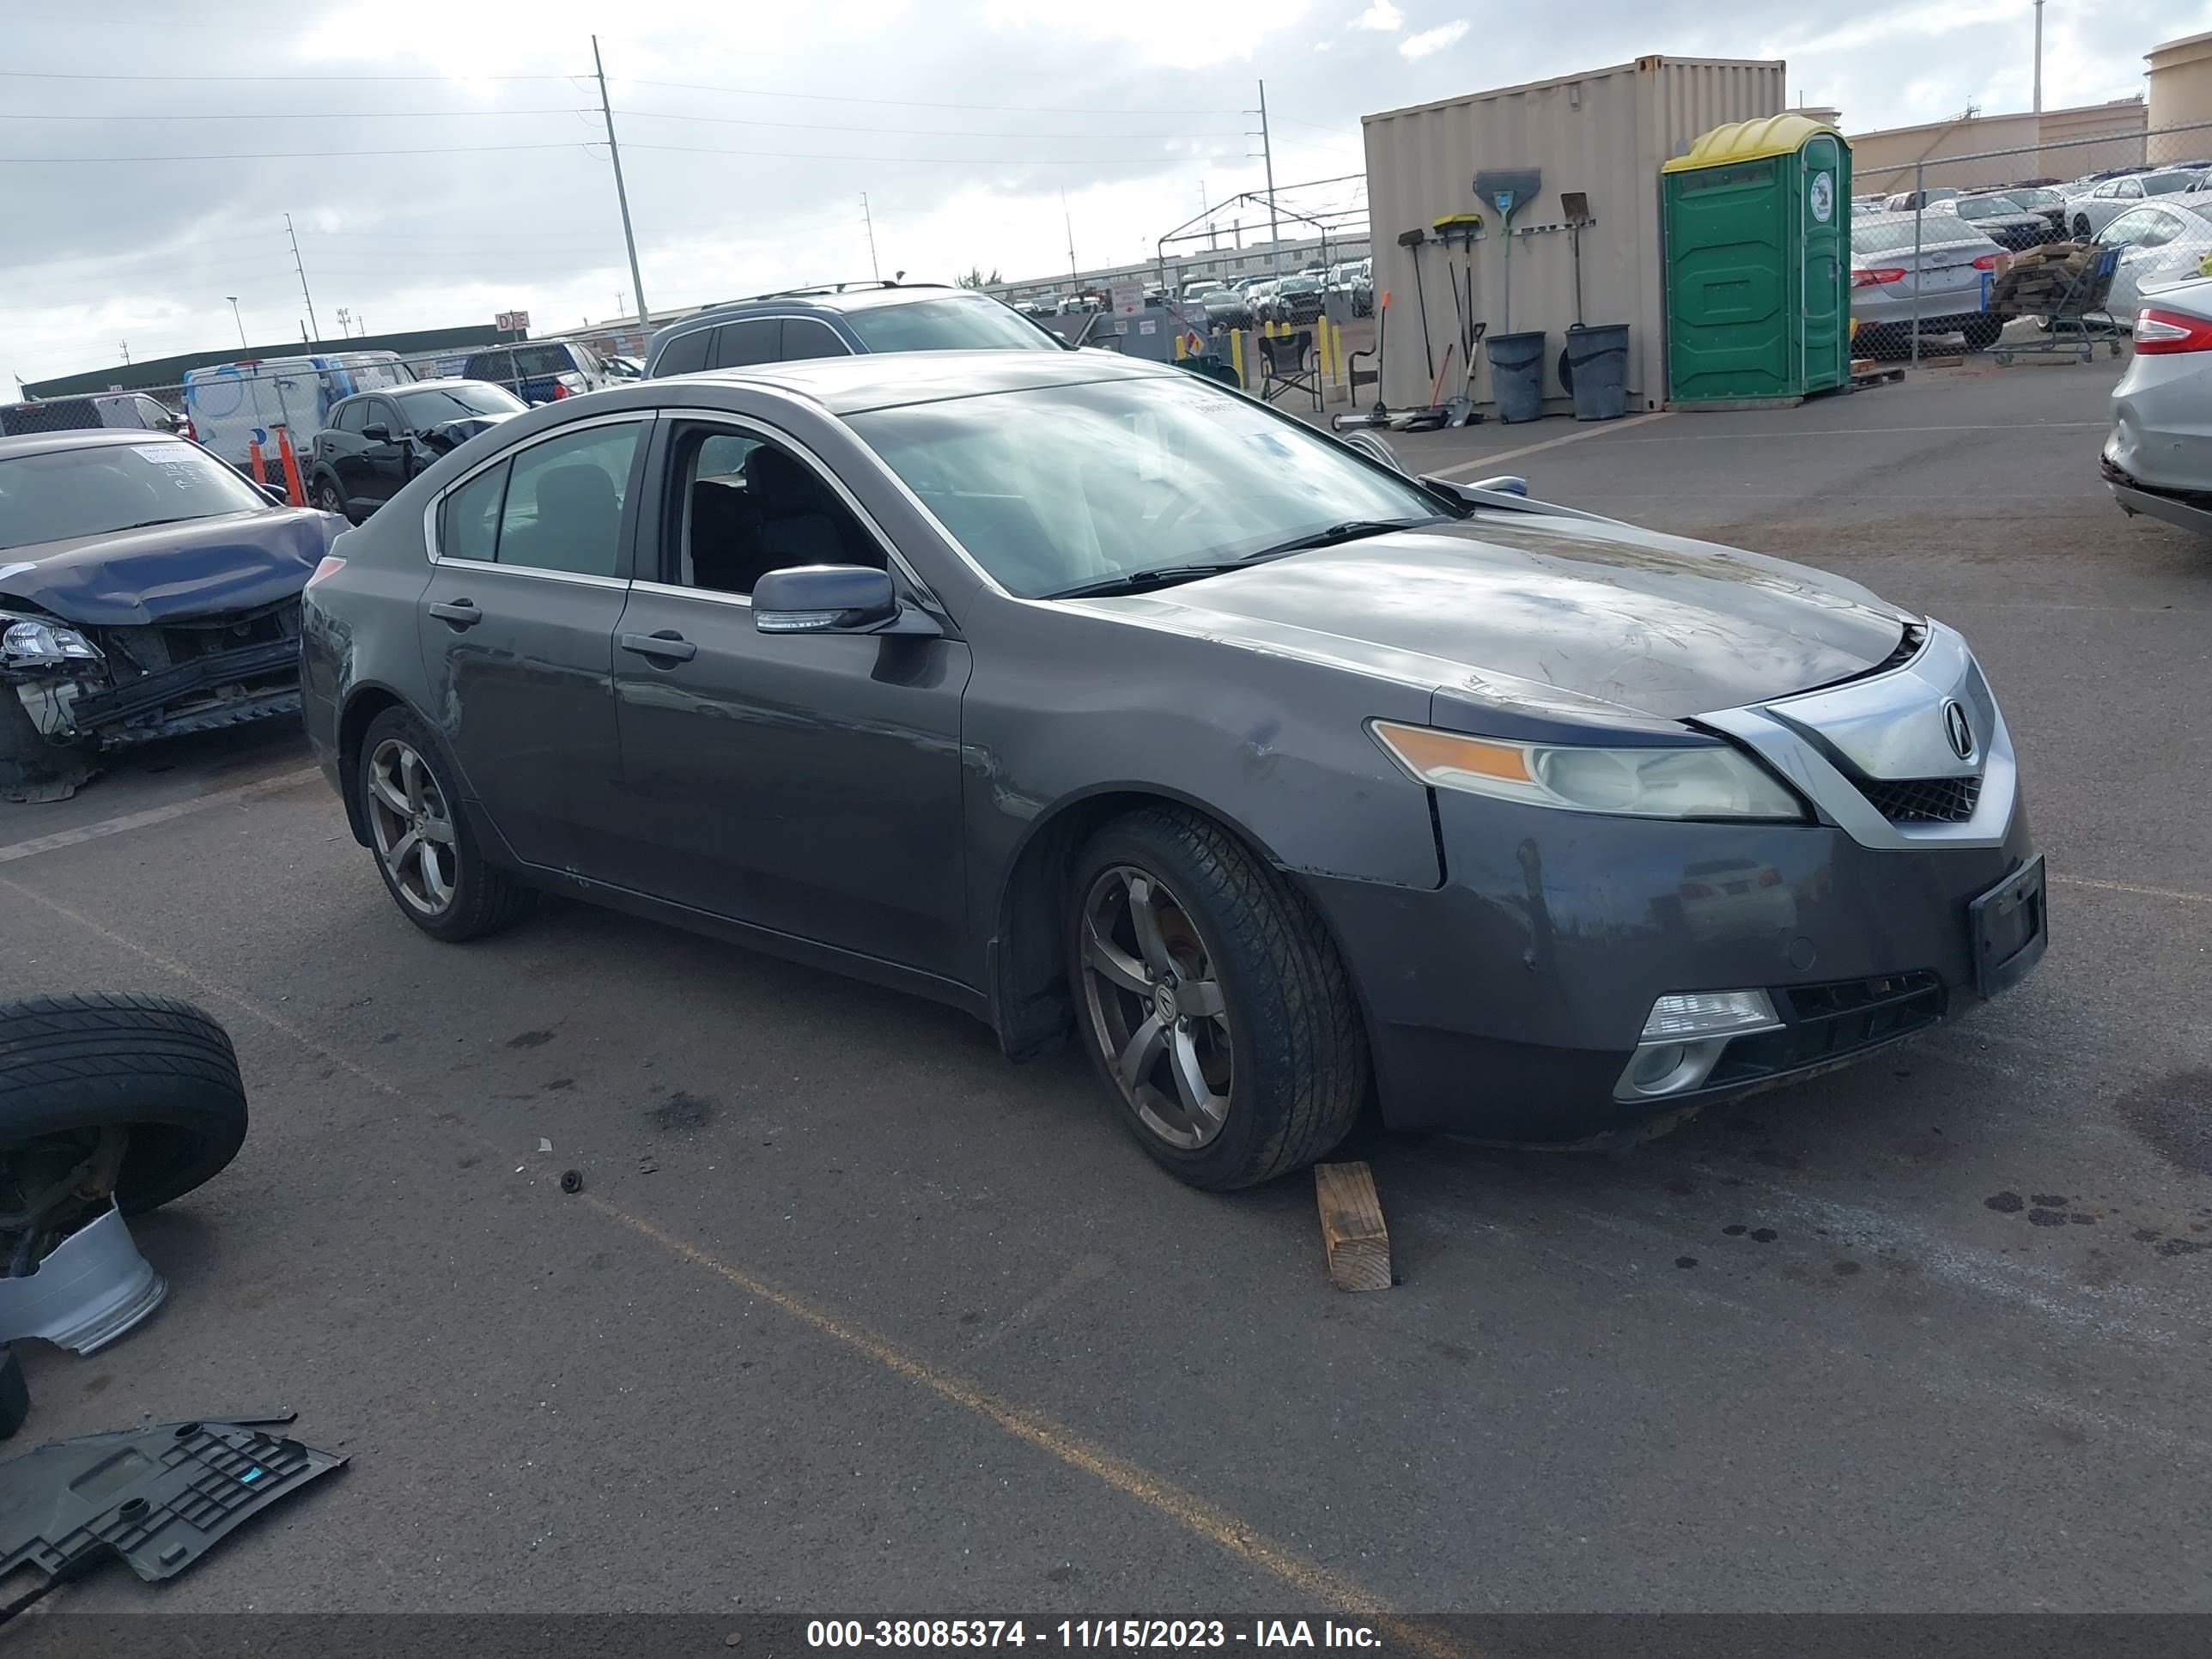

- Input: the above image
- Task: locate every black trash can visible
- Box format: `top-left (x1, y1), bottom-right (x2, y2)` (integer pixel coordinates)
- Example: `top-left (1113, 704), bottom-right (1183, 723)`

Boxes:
top-left (1560, 324), bottom-right (1630, 422)
top-left (1484, 331), bottom-right (1547, 423)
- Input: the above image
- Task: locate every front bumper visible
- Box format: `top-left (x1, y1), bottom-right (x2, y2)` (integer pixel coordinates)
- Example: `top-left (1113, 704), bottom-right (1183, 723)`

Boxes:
top-left (1307, 622), bottom-right (2044, 1144)
top-left (7, 633), bottom-right (302, 750)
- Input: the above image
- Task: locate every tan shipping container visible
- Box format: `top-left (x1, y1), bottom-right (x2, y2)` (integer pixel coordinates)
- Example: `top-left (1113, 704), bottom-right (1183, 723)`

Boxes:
top-left (1361, 55), bottom-right (1784, 418)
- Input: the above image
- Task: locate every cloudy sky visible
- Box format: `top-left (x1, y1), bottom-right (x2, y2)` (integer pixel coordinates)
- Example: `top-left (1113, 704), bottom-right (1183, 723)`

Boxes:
top-left (6, 0), bottom-right (2206, 385)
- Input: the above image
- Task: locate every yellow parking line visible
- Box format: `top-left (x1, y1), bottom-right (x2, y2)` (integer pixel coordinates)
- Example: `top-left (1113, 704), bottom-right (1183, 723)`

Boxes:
top-left (0, 872), bottom-right (1465, 1654)
top-left (2053, 872), bottom-right (2212, 905)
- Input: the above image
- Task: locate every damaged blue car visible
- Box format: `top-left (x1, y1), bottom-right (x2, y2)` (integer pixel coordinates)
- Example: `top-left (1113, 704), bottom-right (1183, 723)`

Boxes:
top-left (0, 429), bottom-right (345, 800)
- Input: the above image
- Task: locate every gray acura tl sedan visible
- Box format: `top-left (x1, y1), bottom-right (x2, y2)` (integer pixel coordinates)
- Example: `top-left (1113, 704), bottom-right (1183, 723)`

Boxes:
top-left (299, 350), bottom-right (2046, 1188)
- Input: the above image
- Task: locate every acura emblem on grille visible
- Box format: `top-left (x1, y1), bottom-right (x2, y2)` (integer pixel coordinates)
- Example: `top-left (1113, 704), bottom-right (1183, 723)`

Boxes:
top-left (1942, 699), bottom-right (1975, 762)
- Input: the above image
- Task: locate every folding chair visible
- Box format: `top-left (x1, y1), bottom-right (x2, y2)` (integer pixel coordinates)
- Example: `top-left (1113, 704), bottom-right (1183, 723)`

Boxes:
top-left (1257, 329), bottom-right (1322, 410)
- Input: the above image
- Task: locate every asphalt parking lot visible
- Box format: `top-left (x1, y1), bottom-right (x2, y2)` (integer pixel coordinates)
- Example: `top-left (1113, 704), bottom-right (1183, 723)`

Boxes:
top-left (5, 356), bottom-right (2210, 1621)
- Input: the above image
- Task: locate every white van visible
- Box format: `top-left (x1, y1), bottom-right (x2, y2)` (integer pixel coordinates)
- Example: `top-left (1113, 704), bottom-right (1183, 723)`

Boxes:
top-left (182, 351), bottom-right (414, 470)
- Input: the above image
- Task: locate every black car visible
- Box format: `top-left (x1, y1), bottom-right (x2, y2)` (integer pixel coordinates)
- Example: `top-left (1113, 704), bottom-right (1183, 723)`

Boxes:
top-left (307, 380), bottom-right (529, 523)
top-left (2, 394), bottom-right (185, 440)
top-left (1, 429), bottom-right (343, 800)
top-left (300, 351), bottom-right (2044, 1190)
top-left (643, 282), bottom-right (1066, 376)
top-left (1949, 191), bottom-right (2064, 252)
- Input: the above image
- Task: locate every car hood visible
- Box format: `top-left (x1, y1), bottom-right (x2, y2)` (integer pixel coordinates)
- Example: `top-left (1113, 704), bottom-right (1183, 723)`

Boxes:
top-left (425, 410), bottom-right (523, 450)
top-left (1071, 514), bottom-right (1915, 727)
top-left (0, 507), bottom-right (339, 627)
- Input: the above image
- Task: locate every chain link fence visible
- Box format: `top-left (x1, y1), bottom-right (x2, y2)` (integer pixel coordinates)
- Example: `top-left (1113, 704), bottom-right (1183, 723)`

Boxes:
top-left (1850, 119), bottom-right (2212, 366)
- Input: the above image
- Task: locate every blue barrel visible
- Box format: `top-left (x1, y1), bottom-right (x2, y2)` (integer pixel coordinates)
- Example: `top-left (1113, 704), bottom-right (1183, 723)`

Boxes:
top-left (1561, 324), bottom-right (1630, 421)
top-left (1484, 331), bottom-right (1547, 423)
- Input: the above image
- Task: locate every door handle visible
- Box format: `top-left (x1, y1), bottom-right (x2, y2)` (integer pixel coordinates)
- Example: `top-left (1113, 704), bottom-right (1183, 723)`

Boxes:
top-left (428, 599), bottom-right (483, 629)
top-left (619, 629), bottom-right (698, 664)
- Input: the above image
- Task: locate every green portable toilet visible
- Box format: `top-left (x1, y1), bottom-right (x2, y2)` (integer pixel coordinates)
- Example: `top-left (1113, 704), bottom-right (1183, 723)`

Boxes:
top-left (1662, 114), bottom-right (1850, 405)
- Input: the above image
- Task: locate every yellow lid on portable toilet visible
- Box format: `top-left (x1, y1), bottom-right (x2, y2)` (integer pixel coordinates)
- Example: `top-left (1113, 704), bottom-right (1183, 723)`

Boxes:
top-left (1662, 112), bottom-right (1843, 173)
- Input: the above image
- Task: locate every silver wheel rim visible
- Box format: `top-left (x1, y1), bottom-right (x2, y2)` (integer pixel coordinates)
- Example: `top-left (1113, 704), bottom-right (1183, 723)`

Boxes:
top-left (316, 483), bottom-right (342, 513)
top-left (366, 738), bottom-right (458, 916)
top-left (1077, 865), bottom-right (1232, 1150)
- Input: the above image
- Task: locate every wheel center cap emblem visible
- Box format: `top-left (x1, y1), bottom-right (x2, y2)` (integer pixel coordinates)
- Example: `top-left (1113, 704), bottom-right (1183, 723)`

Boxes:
top-left (1152, 983), bottom-right (1179, 1023)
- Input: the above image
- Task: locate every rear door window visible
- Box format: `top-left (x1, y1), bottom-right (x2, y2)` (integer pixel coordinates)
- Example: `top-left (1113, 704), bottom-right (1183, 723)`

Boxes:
top-left (494, 422), bottom-right (644, 577)
top-left (440, 460), bottom-right (508, 562)
top-left (711, 319), bottom-right (783, 368)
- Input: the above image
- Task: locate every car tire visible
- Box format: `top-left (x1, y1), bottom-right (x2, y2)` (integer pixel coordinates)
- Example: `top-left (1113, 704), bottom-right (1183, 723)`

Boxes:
top-left (2073, 215), bottom-right (2092, 240)
top-left (310, 474), bottom-right (349, 522)
top-left (1067, 807), bottom-right (1368, 1190)
top-left (1962, 315), bottom-right (2005, 350)
top-left (357, 706), bottom-right (535, 943)
top-left (0, 994), bottom-right (246, 1216)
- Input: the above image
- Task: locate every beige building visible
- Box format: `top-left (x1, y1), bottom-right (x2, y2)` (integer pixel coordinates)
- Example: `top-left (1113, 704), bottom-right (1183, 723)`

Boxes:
top-left (1361, 55), bottom-right (1785, 417)
top-left (1846, 100), bottom-right (2148, 195)
top-left (2148, 31), bottom-right (2212, 136)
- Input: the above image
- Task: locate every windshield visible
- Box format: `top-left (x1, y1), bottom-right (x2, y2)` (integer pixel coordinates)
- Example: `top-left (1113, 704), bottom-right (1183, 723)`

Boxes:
top-left (2009, 187), bottom-right (2062, 208)
top-left (0, 440), bottom-right (269, 550)
top-left (849, 374), bottom-right (1452, 599)
top-left (398, 384), bottom-right (528, 425)
top-left (844, 295), bottom-right (1061, 352)
top-left (1956, 194), bottom-right (2022, 216)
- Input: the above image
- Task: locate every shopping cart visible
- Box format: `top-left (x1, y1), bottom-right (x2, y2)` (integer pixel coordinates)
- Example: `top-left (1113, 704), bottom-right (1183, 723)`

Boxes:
top-left (1992, 244), bottom-right (2125, 366)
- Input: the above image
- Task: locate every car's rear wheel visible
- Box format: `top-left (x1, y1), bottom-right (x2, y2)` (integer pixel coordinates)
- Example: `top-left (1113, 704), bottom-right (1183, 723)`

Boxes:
top-left (1962, 314), bottom-right (2005, 350)
top-left (358, 707), bottom-right (533, 942)
top-left (1067, 808), bottom-right (1366, 1190)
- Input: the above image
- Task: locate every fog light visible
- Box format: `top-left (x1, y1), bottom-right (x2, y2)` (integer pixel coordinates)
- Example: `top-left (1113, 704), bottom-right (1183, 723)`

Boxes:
top-left (1615, 989), bottom-right (1784, 1102)
top-left (1639, 990), bottom-right (1781, 1041)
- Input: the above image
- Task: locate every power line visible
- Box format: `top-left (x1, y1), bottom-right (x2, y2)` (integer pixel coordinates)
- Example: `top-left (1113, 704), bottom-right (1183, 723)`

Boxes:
top-left (0, 142), bottom-right (598, 162)
top-left (0, 107), bottom-right (592, 121)
top-left (0, 69), bottom-right (580, 82)
top-left (611, 107), bottom-right (1242, 141)
top-left (623, 140), bottom-right (1240, 167)
top-left (625, 78), bottom-right (1238, 116)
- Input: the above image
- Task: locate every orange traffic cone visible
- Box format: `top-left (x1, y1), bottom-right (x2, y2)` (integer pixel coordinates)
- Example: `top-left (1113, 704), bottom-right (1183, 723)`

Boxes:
top-left (275, 428), bottom-right (306, 507)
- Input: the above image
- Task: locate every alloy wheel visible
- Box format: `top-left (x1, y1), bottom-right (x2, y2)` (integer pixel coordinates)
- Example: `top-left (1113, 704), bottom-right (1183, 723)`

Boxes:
top-left (315, 482), bottom-right (343, 515)
top-left (1077, 865), bottom-right (1233, 1150)
top-left (366, 738), bottom-right (458, 916)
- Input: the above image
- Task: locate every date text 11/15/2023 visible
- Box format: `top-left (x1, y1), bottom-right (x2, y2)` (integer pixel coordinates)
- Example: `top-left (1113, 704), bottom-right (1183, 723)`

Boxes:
top-left (805, 1622), bottom-right (1383, 1650)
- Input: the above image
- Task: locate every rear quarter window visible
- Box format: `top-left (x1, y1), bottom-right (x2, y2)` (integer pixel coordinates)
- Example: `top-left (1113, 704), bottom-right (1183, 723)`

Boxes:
top-left (651, 329), bottom-right (713, 376)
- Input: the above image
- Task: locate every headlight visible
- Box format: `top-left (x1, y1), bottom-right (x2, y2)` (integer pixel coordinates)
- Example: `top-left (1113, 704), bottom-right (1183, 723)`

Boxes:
top-left (1370, 719), bottom-right (1807, 822)
top-left (1, 615), bottom-right (102, 671)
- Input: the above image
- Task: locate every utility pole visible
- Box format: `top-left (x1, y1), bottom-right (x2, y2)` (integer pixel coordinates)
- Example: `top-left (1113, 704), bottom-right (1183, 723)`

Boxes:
top-left (1062, 187), bottom-right (1078, 283)
top-left (284, 214), bottom-right (321, 342)
top-left (593, 34), bottom-right (649, 327)
top-left (226, 295), bottom-right (246, 349)
top-left (861, 193), bottom-right (880, 281)
top-left (2033, 0), bottom-right (2045, 114)
top-left (118, 341), bottom-right (130, 365)
top-left (1255, 80), bottom-right (1279, 269)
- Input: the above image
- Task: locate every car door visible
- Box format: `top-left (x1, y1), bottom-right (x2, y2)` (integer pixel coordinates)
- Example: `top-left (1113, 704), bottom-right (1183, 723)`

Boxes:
top-left (608, 413), bottom-right (971, 976)
top-left (2104, 209), bottom-right (2184, 320)
top-left (324, 399), bottom-right (373, 508)
top-left (416, 413), bottom-right (652, 875)
top-left (358, 397), bottom-right (412, 507)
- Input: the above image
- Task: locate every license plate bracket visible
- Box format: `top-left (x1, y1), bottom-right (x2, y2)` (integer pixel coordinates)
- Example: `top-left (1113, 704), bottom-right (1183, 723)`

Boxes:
top-left (1969, 854), bottom-right (2047, 999)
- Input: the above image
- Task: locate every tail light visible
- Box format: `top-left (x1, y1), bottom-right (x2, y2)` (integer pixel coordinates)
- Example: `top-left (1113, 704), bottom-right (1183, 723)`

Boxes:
top-left (181, 418), bottom-right (198, 441)
top-left (1971, 252), bottom-right (2007, 271)
top-left (1758, 867), bottom-right (1782, 887)
top-left (306, 555), bottom-right (347, 587)
top-left (2133, 307), bottom-right (2212, 353)
top-left (552, 371), bottom-right (586, 398)
top-left (1852, 267), bottom-right (1906, 287)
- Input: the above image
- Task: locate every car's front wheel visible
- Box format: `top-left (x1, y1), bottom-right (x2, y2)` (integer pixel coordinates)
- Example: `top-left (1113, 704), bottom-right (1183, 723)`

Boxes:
top-left (357, 706), bottom-right (533, 942)
top-left (2074, 214), bottom-right (2092, 240)
top-left (1067, 808), bottom-right (1367, 1189)
top-left (311, 474), bottom-right (350, 522)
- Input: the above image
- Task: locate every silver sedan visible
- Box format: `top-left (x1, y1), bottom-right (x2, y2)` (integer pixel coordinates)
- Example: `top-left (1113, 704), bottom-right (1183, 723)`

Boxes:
top-left (2104, 271), bottom-right (2212, 533)
top-left (1850, 212), bottom-right (2009, 353)
top-left (2092, 195), bottom-right (2212, 323)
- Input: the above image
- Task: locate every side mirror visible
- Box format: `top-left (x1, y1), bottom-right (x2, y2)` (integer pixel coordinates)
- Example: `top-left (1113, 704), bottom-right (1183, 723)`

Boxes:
top-left (1338, 430), bottom-right (1407, 473)
top-left (753, 565), bottom-right (921, 635)
top-left (258, 483), bottom-right (290, 506)
top-left (361, 423), bottom-right (392, 443)
top-left (1463, 474), bottom-right (1530, 496)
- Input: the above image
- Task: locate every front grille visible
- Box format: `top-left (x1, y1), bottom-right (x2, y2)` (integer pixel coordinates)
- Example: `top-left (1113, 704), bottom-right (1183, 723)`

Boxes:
top-left (1706, 970), bottom-right (1947, 1088)
top-left (1860, 775), bottom-right (1982, 824)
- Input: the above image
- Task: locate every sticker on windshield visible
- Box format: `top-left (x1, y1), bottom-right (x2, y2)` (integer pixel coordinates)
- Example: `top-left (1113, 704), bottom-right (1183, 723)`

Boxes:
top-left (131, 444), bottom-right (202, 487)
top-left (1809, 170), bottom-right (1835, 224)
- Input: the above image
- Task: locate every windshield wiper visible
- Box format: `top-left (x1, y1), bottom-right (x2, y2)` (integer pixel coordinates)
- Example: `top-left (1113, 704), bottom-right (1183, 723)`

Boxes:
top-left (1041, 562), bottom-right (1255, 601)
top-left (1245, 517), bottom-right (1443, 558)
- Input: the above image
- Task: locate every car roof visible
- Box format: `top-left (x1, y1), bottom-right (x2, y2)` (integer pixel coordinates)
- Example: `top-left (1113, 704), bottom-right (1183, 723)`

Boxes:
top-left (671, 283), bottom-right (971, 324)
top-left (353, 378), bottom-right (492, 395)
top-left (654, 347), bottom-right (1181, 414)
top-left (0, 428), bottom-right (186, 461)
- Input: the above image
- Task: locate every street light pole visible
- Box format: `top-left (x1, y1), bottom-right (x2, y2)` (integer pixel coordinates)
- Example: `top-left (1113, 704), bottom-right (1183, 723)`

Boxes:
top-left (593, 34), bottom-right (649, 327)
top-left (2033, 0), bottom-right (2045, 114)
top-left (226, 295), bottom-right (247, 349)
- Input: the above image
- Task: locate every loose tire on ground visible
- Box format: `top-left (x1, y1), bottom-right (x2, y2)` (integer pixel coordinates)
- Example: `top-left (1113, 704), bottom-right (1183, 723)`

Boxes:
top-left (357, 704), bottom-right (535, 942)
top-left (1067, 807), bottom-right (1369, 1190)
top-left (0, 994), bottom-right (247, 1215)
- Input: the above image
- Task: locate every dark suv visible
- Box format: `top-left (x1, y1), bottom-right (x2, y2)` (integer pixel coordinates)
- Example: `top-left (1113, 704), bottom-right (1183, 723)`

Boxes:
top-left (307, 379), bottom-right (528, 522)
top-left (643, 282), bottom-right (1066, 376)
top-left (2, 393), bottom-right (186, 439)
top-left (461, 341), bottom-right (611, 405)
